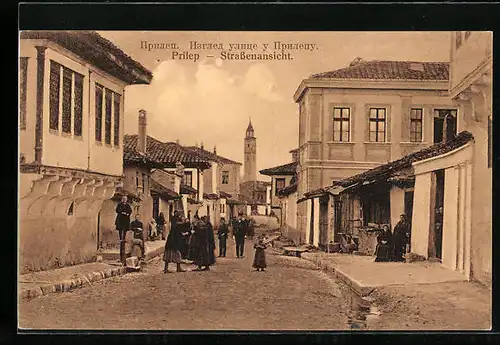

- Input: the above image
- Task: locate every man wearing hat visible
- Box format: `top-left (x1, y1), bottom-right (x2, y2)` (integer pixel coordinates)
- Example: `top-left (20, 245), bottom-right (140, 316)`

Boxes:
top-left (392, 214), bottom-right (411, 262)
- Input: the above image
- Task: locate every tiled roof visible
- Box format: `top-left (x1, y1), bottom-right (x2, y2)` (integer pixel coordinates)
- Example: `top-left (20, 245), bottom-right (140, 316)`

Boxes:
top-left (304, 131), bottom-right (474, 199)
top-left (219, 191), bottom-right (233, 199)
top-left (180, 184), bottom-right (197, 195)
top-left (240, 180), bottom-right (271, 191)
top-left (260, 162), bottom-right (298, 176)
top-left (20, 31), bottom-right (152, 85)
top-left (124, 135), bottom-right (211, 169)
top-left (123, 146), bottom-right (160, 168)
top-left (185, 146), bottom-right (242, 165)
top-left (150, 179), bottom-right (181, 200)
top-left (311, 60), bottom-right (449, 81)
top-left (203, 193), bottom-right (220, 200)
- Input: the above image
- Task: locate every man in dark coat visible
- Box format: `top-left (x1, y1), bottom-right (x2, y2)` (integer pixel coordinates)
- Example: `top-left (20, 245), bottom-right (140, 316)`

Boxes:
top-left (233, 213), bottom-right (247, 258)
top-left (392, 214), bottom-right (411, 262)
top-left (193, 216), bottom-right (216, 271)
top-left (217, 217), bottom-right (229, 257)
top-left (115, 195), bottom-right (132, 264)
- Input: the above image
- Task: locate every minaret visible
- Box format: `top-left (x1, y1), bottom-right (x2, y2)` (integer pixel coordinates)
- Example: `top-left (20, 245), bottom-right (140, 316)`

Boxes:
top-left (244, 119), bottom-right (257, 182)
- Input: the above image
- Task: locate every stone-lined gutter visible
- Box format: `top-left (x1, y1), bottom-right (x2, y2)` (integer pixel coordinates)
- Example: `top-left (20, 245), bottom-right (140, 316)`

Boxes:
top-left (19, 266), bottom-right (126, 302)
top-left (301, 253), bottom-right (375, 297)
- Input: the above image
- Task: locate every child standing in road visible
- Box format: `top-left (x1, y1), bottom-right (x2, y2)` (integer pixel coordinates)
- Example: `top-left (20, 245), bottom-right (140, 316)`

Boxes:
top-left (252, 235), bottom-right (267, 272)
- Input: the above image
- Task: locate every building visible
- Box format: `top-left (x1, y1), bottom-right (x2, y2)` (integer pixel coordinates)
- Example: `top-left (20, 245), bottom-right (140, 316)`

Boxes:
top-left (296, 32), bottom-right (492, 287)
top-left (243, 120), bottom-right (257, 182)
top-left (259, 149), bottom-right (299, 225)
top-left (277, 181), bottom-right (299, 244)
top-left (122, 135), bottom-right (212, 220)
top-left (293, 58), bottom-right (458, 248)
top-left (184, 143), bottom-right (242, 227)
top-left (19, 31), bottom-right (152, 273)
top-left (239, 181), bottom-right (271, 216)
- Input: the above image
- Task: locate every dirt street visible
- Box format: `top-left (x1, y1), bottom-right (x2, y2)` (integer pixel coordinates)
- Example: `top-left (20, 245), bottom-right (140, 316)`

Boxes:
top-left (19, 238), bottom-right (367, 330)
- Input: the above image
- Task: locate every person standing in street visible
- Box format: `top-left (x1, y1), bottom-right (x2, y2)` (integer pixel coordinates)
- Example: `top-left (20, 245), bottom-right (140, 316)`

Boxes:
top-left (115, 195), bottom-right (132, 264)
top-left (252, 235), bottom-right (267, 272)
top-left (392, 214), bottom-right (411, 262)
top-left (163, 212), bottom-right (188, 273)
top-left (192, 216), bottom-right (216, 271)
top-left (233, 213), bottom-right (246, 258)
top-left (130, 213), bottom-right (146, 259)
top-left (156, 212), bottom-right (166, 240)
top-left (217, 217), bottom-right (229, 257)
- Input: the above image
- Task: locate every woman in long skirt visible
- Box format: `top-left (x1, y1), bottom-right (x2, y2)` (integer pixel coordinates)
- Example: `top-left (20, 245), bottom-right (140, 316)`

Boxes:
top-left (374, 224), bottom-right (392, 262)
top-left (163, 213), bottom-right (188, 273)
top-left (252, 236), bottom-right (267, 271)
top-left (192, 216), bottom-right (216, 271)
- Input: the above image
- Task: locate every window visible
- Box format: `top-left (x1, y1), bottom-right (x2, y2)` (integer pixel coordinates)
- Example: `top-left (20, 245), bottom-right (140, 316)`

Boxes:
top-left (113, 93), bottom-right (121, 146)
top-left (74, 73), bottom-right (83, 136)
top-left (95, 84), bottom-right (103, 142)
top-left (456, 32), bottom-right (463, 50)
top-left (19, 57), bottom-right (28, 130)
top-left (275, 178), bottom-right (286, 195)
top-left (61, 67), bottom-right (72, 134)
top-left (333, 107), bottom-right (350, 142)
top-left (142, 173), bottom-right (147, 192)
top-left (48, 61), bottom-right (84, 136)
top-left (410, 108), bottom-right (423, 142)
top-left (222, 171), bottom-right (229, 184)
top-left (67, 201), bottom-right (74, 216)
top-left (49, 61), bottom-right (61, 131)
top-left (434, 109), bottom-right (457, 143)
top-left (105, 89), bottom-right (112, 145)
top-left (95, 83), bottom-right (121, 146)
top-left (183, 171), bottom-right (193, 186)
top-left (136, 171), bottom-right (139, 188)
top-left (369, 108), bottom-right (387, 142)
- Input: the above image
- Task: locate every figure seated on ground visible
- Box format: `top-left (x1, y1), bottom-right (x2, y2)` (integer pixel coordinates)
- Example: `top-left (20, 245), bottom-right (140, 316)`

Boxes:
top-left (340, 234), bottom-right (357, 253)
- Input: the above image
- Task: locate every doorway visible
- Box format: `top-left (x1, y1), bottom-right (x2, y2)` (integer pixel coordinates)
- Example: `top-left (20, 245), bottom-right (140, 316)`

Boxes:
top-left (319, 197), bottom-right (329, 249)
top-left (404, 190), bottom-right (414, 252)
top-left (434, 109), bottom-right (457, 143)
top-left (334, 199), bottom-right (342, 243)
top-left (429, 170), bottom-right (445, 260)
top-left (309, 200), bottom-right (315, 245)
top-left (153, 196), bottom-right (159, 220)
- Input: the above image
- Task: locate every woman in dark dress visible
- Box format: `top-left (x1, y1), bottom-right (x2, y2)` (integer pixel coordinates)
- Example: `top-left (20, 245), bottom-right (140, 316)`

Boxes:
top-left (192, 216), bottom-right (216, 271)
top-left (252, 236), bottom-right (267, 271)
top-left (374, 224), bottom-right (392, 262)
top-left (163, 213), bottom-right (188, 273)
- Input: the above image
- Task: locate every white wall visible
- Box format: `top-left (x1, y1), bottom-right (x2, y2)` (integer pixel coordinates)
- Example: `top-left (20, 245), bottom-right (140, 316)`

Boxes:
top-left (411, 172), bottom-right (432, 257)
top-left (313, 198), bottom-right (320, 247)
top-left (390, 187), bottom-right (405, 229)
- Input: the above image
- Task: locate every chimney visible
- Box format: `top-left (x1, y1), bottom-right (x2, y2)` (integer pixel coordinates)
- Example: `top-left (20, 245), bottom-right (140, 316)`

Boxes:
top-left (292, 150), bottom-right (298, 163)
top-left (200, 141), bottom-right (204, 150)
top-left (176, 139), bottom-right (180, 144)
top-left (213, 145), bottom-right (217, 155)
top-left (195, 142), bottom-right (199, 148)
top-left (138, 109), bottom-right (147, 153)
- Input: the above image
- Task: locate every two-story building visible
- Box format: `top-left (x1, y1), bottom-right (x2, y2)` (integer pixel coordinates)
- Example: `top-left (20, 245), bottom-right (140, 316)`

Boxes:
top-left (293, 58), bottom-right (458, 249)
top-left (19, 31), bottom-right (152, 273)
top-left (185, 144), bottom-right (242, 227)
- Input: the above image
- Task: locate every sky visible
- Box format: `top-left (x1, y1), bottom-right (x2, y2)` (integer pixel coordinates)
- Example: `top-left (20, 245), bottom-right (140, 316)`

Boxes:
top-left (99, 31), bottom-right (452, 181)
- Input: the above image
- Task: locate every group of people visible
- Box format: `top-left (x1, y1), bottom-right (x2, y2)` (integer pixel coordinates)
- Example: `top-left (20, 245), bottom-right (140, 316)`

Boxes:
top-left (116, 197), bottom-right (267, 272)
top-left (374, 214), bottom-right (412, 262)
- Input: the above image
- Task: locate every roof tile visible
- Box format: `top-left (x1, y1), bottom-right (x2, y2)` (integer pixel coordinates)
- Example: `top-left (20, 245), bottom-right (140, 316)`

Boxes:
top-left (260, 162), bottom-right (298, 176)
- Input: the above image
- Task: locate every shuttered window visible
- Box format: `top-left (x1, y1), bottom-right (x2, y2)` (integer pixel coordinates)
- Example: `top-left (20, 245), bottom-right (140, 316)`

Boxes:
top-left (61, 67), bottom-right (72, 134)
top-left (105, 89), bottom-right (112, 145)
top-left (19, 57), bottom-right (28, 130)
top-left (95, 84), bottom-right (103, 142)
top-left (113, 93), bottom-right (121, 146)
top-left (73, 73), bottom-right (83, 136)
top-left (49, 61), bottom-right (61, 131)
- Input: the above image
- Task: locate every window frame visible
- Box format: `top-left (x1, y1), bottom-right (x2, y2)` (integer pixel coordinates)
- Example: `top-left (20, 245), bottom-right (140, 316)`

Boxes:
top-left (332, 107), bottom-right (351, 142)
top-left (409, 108), bottom-right (424, 143)
top-left (19, 57), bottom-right (29, 130)
top-left (221, 170), bottom-right (229, 184)
top-left (368, 108), bottom-right (387, 143)
top-left (275, 178), bottom-right (286, 195)
top-left (183, 171), bottom-right (193, 187)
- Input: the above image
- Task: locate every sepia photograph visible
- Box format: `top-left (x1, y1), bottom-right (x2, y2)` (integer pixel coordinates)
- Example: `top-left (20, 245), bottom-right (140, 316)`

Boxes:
top-left (18, 30), bottom-right (492, 331)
